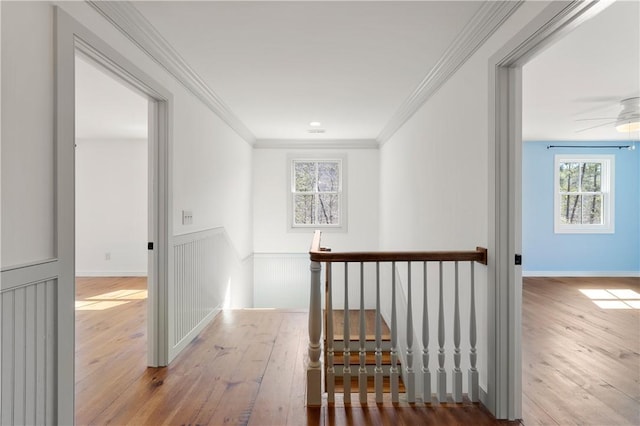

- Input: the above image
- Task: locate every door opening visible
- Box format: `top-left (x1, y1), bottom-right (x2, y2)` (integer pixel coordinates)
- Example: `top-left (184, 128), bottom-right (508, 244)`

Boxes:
top-left (74, 51), bottom-right (151, 422)
top-left (56, 9), bottom-right (172, 420)
top-left (489, 0), bottom-right (617, 420)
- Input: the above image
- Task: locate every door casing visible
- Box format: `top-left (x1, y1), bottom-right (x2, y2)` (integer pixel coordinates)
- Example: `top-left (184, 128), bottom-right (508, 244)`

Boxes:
top-left (55, 7), bottom-right (172, 422)
top-left (487, 0), bottom-right (615, 419)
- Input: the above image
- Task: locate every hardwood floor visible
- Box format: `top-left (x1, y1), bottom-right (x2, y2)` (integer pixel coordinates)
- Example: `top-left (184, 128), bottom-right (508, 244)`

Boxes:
top-left (76, 277), bottom-right (515, 425)
top-left (75, 277), bottom-right (148, 424)
top-left (522, 277), bottom-right (640, 426)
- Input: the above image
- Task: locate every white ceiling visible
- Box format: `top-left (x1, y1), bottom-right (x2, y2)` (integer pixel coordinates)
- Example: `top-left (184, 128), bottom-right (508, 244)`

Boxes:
top-left (132, 0), bottom-right (483, 140)
top-left (522, 0), bottom-right (640, 141)
top-left (75, 54), bottom-right (148, 140)
top-left (76, 1), bottom-right (640, 143)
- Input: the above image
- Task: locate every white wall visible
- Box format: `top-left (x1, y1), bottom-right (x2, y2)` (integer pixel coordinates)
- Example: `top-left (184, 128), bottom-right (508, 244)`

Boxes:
top-left (1, 7), bottom-right (255, 417)
top-left (253, 147), bottom-right (379, 253)
top-left (379, 0), bottom-right (550, 396)
top-left (1, 2), bottom-right (55, 267)
top-left (2, 0), bottom-right (254, 268)
top-left (253, 147), bottom-right (379, 307)
top-left (75, 138), bottom-right (148, 276)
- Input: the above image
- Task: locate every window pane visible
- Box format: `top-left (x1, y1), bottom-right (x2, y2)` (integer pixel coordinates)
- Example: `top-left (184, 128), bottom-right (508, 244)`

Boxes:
top-left (317, 162), bottom-right (339, 192)
top-left (294, 194), bottom-right (315, 224)
top-left (582, 194), bottom-right (602, 224)
top-left (295, 162), bottom-right (316, 192)
top-left (559, 162), bottom-right (580, 193)
top-left (317, 194), bottom-right (339, 224)
top-left (560, 195), bottom-right (582, 224)
top-left (581, 162), bottom-right (601, 192)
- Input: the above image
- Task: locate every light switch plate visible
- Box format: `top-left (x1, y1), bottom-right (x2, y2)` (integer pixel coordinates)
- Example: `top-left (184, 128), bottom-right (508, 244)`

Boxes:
top-left (182, 210), bottom-right (193, 225)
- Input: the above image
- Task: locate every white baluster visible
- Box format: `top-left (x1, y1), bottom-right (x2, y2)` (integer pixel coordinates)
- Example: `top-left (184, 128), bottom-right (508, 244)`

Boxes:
top-left (375, 262), bottom-right (383, 403)
top-left (422, 261), bottom-right (431, 404)
top-left (343, 262), bottom-right (351, 404)
top-left (390, 262), bottom-right (399, 403)
top-left (359, 262), bottom-right (367, 404)
top-left (469, 262), bottom-right (479, 402)
top-left (406, 262), bottom-right (415, 403)
top-left (307, 259), bottom-right (322, 406)
top-left (437, 261), bottom-right (446, 402)
top-left (452, 262), bottom-right (462, 402)
top-left (326, 262), bottom-right (335, 403)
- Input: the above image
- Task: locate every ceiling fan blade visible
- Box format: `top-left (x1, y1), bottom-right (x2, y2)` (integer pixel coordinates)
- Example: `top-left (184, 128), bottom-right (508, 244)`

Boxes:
top-left (575, 120), bottom-right (618, 133)
top-left (572, 96), bottom-right (620, 103)
top-left (574, 117), bottom-right (617, 122)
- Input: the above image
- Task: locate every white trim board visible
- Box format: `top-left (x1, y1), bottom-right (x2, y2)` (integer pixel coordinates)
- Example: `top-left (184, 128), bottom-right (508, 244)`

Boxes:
top-left (55, 8), bottom-right (174, 421)
top-left (1, 259), bottom-right (59, 292)
top-left (253, 252), bottom-right (308, 258)
top-left (171, 304), bottom-right (222, 357)
top-left (377, 1), bottom-right (522, 144)
top-left (87, 1), bottom-right (255, 145)
top-left (254, 139), bottom-right (378, 150)
top-left (488, 0), bottom-right (617, 420)
top-left (87, 1), bottom-right (521, 148)
top-left (523, 271), bottom-right (640, 278)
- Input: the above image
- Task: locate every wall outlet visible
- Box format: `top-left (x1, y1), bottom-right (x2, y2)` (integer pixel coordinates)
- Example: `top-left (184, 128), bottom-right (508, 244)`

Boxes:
top-left (105, 252), bottom-right (111, 261)
top-left (182, 210), bottom-right (193, 225)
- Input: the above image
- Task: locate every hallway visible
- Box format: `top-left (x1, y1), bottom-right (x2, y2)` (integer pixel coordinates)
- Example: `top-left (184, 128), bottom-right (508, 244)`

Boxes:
top-left (75, 277), bottom-right (512, 425)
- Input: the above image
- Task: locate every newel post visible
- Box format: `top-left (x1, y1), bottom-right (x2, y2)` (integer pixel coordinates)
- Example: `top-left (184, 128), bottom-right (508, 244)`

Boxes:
top-left (307, 259), bottom-right (322, 406)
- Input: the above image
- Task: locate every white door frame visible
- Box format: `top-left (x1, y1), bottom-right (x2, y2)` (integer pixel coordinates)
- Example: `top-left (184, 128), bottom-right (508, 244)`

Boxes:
top-left (55, 8), bottom-right (172, 422)
top-left (488, 0), bottom-right (614, 419)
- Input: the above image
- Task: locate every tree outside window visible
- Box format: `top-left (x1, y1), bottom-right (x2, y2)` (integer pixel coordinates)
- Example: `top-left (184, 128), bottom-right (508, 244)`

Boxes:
top-left (292, 160), bottom-right (341, 226)
top-left (554, 155), bottom-right (614, 234)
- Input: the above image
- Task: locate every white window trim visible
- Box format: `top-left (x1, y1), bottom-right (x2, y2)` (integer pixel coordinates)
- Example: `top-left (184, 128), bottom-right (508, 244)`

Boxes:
top-left (287, 153), bottom-right (348, 232)
top-left (554, 154), bottom-right (615, 234)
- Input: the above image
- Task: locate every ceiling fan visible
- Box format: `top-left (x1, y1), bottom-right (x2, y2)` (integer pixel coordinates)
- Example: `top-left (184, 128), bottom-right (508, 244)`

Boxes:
top-left (575, 97), bottom-right (640, 134)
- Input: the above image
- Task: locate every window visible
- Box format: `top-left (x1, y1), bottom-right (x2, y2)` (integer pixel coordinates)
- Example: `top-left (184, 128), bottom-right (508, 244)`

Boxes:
top-left (554, 155), bottom-right (614, 233)
top-left (291, 159), bottom-right (343, 227)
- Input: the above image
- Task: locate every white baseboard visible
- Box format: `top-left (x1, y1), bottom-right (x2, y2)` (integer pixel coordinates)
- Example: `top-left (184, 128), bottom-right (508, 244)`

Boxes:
top-left (169, 305), bottom-right (221, 363)
top-left (523, 271), bottom-right (640, 278)
top-left (75, 271), bottom-right (147, 277)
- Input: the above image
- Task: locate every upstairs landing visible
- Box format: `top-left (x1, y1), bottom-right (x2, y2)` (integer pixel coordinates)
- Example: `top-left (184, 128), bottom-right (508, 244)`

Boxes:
top-left (76, 277), bottom-right (513, 425)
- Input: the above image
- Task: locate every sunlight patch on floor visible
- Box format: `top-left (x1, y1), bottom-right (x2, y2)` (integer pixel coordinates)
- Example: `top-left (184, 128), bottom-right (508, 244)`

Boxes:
top-left (579, 288), bottom-right (640, 310)
top-left (76, 289), bottom-right (147, 311)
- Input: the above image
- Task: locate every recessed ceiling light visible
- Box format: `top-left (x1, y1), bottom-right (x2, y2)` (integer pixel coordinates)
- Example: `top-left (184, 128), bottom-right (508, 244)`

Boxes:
top-left (309, 121), bottom-right (322, 127)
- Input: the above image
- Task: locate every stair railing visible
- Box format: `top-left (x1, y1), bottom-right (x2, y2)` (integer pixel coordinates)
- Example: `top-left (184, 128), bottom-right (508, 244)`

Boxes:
top-left (306, 231), bottom-right (487, 406)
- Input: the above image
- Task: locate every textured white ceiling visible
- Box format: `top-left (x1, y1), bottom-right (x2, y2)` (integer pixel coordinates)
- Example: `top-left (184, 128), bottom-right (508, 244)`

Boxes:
top-left (522, 0), bottom-right (640, 142)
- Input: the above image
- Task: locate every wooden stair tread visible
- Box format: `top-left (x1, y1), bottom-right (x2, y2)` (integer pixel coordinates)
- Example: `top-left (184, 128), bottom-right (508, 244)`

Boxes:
top-left (331, 333), bottom-right (390, 341)
top-left (333, 352), bottom-right (394, 365)
top-left (333, 375), bottom-right (406, 393)
top-left (328, 310), bottom-right (390, 341)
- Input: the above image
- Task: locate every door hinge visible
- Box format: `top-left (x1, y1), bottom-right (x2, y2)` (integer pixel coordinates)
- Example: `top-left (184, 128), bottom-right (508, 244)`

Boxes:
top-left (515, 254), bottom-right (522, 265)
top-left (148, 242), bottom-right (154, 250)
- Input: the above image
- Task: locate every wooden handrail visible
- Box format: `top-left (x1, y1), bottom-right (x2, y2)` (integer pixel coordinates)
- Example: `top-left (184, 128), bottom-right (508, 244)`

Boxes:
top-left (309, 230), bottom-right (487, 265)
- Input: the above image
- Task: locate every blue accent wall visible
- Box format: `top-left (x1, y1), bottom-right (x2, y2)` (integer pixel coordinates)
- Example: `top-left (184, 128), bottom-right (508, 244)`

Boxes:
top-left (523, 141), bottom-right (640, 273)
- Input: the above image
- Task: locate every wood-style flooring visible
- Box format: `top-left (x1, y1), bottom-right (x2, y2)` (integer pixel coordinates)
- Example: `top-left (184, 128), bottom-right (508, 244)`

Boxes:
top-left (77, 276), bottom-right (639, 425)
top-left (522, 277), bottom-right (640, 426)
top-left (75, 277), bottom-right (514, 425)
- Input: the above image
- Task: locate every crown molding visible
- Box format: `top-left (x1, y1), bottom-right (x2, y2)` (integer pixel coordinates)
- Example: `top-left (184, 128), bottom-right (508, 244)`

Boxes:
top-left (377, 1), bottom-right (523, 145)
top-left (254, 139), bottom-right (378, 150)
top-left (87, 1), bottom-right (256, 145)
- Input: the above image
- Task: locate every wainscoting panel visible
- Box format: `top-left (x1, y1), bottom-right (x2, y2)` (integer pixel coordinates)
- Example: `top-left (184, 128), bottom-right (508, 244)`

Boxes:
top-left (1, 277), bottom-right (57, 425)
top-left (169, 228), bottom-right (252, 361)
top-left (254, 254), bottom-right (310, 309)
top-left (172, 230), bottom-right (220, 350)
top-left (254, 254), bottom-right (380, 309)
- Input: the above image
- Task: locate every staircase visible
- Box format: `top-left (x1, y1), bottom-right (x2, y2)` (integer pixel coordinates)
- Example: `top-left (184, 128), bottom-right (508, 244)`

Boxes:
top-left (325, 310), bottom-right (405, 394)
